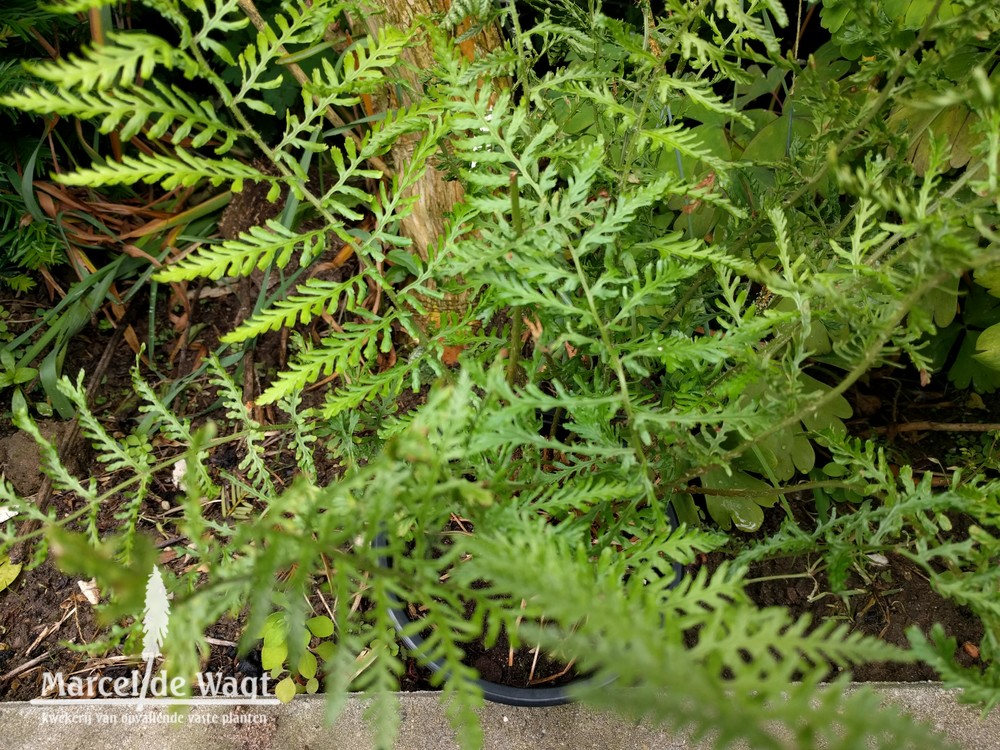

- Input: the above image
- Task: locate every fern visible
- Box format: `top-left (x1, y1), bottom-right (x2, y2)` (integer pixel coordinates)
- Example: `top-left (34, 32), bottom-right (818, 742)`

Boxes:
top-left (257, 317), bottom-right (396, 404)
top-left (278, 389), bottom-right (318, 480)
top-left (11, 406), bottom-right (101, 542)
top-left (464, 518), bottom-right (936, 750)
top-left (23, 32), bottom-right (201, 90)
top-left (441, 0), bottom-right (493, 30)
top-left (207, 355), bottom-right (275, 496)
top-left (3, 78), bottom-right (241, 147)
top-left (132, 364), bottom-right (219, 502)
top-left (232, 0), bottom-right (346, 109)
top-left (159, 221), bottom-right (332, 282)
top-left (3, 1), bottom-right (1000, 748)
top-left (54, 149), bottom-right (262, 187)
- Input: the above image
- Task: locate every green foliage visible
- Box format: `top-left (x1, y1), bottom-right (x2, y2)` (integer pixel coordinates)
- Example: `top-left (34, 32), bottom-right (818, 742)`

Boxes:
top-left (470, 527), bottom-right (941, 750)
top-left (260, 611), bottom-right (335, 700)
top-left (0, 163), bottom-right (64, 292)
top-left (2, 0), bottom-right (1000, 748)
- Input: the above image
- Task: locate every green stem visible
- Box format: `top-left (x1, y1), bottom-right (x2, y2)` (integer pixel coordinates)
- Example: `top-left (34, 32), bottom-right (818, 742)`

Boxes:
top-left (566, 244), bottom-right (659, 511)
top-left (506, 171), bottom-right (524, 387)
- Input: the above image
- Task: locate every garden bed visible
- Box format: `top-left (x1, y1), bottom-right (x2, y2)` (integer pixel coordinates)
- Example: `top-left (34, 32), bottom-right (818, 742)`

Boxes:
top-left (0, 293), bottom-right (990, 700)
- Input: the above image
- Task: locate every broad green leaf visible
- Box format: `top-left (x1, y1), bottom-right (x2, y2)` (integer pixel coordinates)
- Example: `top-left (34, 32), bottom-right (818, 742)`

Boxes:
top-left (314, 641), bottom-right (336, 662)
top-left (950, 331), bottom-right (1000, 393)
top-left (790, 433), bottom-right (816, 475)
top-left (924, 277), bottom-right (960, 328)
top-left (261, 643), bottom-right (288, 672)
top-left (0, 556), bottom-right (22, 593)
top-left (973, 323), bottom-right (1000, 371)
top-left (274, 676), bottom-right (297, 703)
top-left (799, 374), bottom-right (853, 435)
top-left (298, 651), bottom-right (318, 680)
top-left (306, 615), bottom-right (334, 638)
top-left (702, 468), bottom-right (778, 533)
top-left (740, 113), bottom-right (813, 163)
top-left (975, 265), bottom-right (1000, 299)
top-left (261, 611), bottom-right (287, 646)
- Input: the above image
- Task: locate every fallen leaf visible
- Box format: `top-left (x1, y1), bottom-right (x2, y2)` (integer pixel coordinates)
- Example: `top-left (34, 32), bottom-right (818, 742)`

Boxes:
top-left (171, 459), bottom-right (187, 491)
top-left (441, 345), bottom-right (464, 366)
top-left (0, 556), bottom-right (22, 593)
top-left (78, 578), bottom-right (100, 605)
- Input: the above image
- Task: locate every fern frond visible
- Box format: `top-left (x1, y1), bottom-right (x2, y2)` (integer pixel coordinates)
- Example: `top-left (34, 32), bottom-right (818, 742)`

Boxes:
top-left (23, 32), bottom-right (200, 90)
top-left (190, 0), bottom-right (248, 67)
top-left (58, 372), bottom-right (154, 477)
top-left (361, 102), bottom-right (443, 160)
top-left (157, 221), bottom-right (331, 282)
top-left (320, 359), bottom-right (420, 420)
top-left (527, 476), bottom-right (644, 515)
top-left (467, 523), bottom-right (942, 750)
top-left (207, 356), bottom-right (275, 496)
top-left (233, 0), bottom-right (346, 109)
top-left (11, 408), bottom-right (100, 540)
top-left (713, 0), bottom-right (785, 54)
top-left (223, 274), bottom-right (369, 341)
top-left (573, 174), bottom-right (677, 258)
top-left (657, 76), bottom-right (753, 129)
top-left (39, 0), bottom-right (115, 13)
top-left (257, 317), bottom-right (396, 405)
top-left (131, 364), bottom-right (219, 501)
top-left (1, 79), bottom-right (242, 148)
top-left (441, 0), bottom-right (492, 30)
top-left (278, 390), bottom-right (317, 481)
top-left (54, 148), bottom-right (266, 190)
top-left (343, 25), bottom-right (413, 88)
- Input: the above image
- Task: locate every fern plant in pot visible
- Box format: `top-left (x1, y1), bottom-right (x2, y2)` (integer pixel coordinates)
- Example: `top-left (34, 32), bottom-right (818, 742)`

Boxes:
top-left (3, 0), bottom-right (1000, 747)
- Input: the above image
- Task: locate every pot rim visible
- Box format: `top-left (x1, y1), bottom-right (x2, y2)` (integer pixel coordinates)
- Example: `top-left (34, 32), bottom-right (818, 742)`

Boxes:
top-left (373, 506), bottom-right (682, 707)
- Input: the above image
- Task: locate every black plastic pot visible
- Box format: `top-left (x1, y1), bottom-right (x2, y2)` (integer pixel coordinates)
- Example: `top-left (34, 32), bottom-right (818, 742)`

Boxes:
top-left (373, 506), bottom-right (683, 707)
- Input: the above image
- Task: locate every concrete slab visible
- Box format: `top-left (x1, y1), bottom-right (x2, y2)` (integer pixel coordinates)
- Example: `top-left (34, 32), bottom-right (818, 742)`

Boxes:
top-left (0, 684), bottom-right (996, 750)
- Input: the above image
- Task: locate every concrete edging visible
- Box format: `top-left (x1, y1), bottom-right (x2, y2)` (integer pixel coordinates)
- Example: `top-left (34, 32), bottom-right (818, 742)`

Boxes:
top-left (0, 684), bottom-right (995, 749)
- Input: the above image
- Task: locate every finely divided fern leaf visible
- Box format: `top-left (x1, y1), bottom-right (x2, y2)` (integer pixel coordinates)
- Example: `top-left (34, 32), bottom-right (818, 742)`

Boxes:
top-left (158, 221), bottom-right (331, 282)
top-left (223, 275), bottom-right (369, 341)
top-left (23, 32), bottom-right (200, 90)
top-left (55, 149), bottom-right (264, 189)
top-left (441, 0), bottom-right (493, 30)
top-left (233, 0), bottom-right (346, 107)
top-left (1, 81), bottom-right (242, 148)
top-left (207, 356), bottom-right (275, 496)
top-left (257, 318), bottom-right (395, 405)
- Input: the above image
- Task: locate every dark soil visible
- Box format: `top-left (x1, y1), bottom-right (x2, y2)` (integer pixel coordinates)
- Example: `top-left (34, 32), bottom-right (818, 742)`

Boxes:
top-left (0, 558), bottom-right (250, 701)
top-left (742, 552), bottom-right (983, 681)
top-left (463, 635), bottom-right (578, 689)
top-left (400, 596), bottom-right (580, 691)
top-left (0, 282), bottom-right (330, 701)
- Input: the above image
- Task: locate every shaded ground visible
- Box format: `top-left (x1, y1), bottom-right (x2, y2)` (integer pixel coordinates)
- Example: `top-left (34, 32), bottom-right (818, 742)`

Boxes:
top-left (743, 552), bottom-right (983, 681)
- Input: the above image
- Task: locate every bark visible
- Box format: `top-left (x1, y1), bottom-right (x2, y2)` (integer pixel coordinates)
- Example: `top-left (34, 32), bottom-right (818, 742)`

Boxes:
top-left (363, 0), bottom-right (504, 260)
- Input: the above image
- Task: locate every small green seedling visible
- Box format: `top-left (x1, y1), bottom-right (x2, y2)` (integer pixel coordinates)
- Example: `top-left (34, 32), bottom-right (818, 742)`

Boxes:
top-left (260, 611), bottom-right (335, 702)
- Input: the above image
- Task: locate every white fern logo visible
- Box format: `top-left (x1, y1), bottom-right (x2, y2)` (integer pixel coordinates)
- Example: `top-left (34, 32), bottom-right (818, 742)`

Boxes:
top-left (136, 565), bottom-right (170, 710)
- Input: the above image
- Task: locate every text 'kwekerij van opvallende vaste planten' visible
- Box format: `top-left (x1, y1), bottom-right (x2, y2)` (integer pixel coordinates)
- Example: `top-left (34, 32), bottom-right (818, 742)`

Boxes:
top-left (1, 0), bottom-right (1000, 747)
